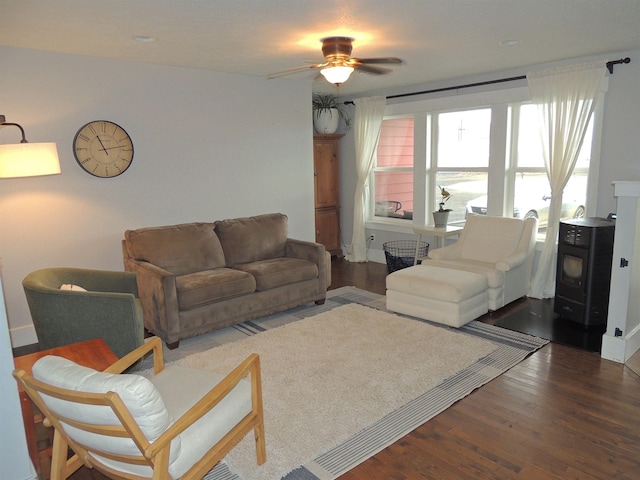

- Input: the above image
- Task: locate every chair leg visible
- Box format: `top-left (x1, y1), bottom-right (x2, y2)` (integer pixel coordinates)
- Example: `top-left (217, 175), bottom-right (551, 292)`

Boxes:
top-left (49, 431), bottom-right (70, 480)
top-left (254, 421), bottom-right (267, 465)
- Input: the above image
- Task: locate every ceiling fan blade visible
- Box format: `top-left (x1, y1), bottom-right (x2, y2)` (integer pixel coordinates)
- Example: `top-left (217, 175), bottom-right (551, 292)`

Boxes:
top-left (268, 63), bottom-right (325, 79)
top-left (353, 64), bottom-right (393, 75)
top-left (352, 57), bottom-right (404, 65)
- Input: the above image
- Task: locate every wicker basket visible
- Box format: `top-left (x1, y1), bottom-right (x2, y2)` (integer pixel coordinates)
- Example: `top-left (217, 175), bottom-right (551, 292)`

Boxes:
top-left (383, 240), bottom-right (429, 273)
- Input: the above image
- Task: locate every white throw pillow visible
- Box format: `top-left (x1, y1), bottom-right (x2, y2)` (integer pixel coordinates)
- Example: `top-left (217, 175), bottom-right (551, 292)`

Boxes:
top-left (60, 284), bottom-right (87, 291)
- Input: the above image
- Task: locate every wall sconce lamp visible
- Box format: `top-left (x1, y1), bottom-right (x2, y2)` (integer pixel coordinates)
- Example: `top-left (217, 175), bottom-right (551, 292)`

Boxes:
top-left (320, 65), bottom-right (355, 85)
top-left (0, 115), bottom-right (61, 179)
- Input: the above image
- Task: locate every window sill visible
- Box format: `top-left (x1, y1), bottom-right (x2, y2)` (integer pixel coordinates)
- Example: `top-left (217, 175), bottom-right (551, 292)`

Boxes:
top-left (365, 218), bottom-right (416, 235)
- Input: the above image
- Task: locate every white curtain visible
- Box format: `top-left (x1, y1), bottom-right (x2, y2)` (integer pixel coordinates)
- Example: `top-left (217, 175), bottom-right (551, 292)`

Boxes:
top-left (528, 61), bottom-right (606, 298)
top-left (345, 96), bottom-right (386, 262)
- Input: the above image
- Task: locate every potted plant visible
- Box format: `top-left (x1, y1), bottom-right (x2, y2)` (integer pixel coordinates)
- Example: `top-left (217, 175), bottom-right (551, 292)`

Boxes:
top-left (433, 186), bottom-right (452, 227)
top-left (312, 93), bottom-right (351, 134)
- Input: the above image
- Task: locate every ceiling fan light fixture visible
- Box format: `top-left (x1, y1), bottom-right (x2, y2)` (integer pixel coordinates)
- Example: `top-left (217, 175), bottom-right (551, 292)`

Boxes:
top-left (320, 65), bottom-right (354, 84)
top-left (268, 36), bottom-right (401, 82)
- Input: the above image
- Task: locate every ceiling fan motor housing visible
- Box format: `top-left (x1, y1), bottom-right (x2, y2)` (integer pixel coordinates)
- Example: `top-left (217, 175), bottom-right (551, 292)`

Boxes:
top-left (322, 36), bottom-right (354, 63)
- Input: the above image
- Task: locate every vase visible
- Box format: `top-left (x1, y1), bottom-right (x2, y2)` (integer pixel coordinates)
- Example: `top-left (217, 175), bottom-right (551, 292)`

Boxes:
top-left (432, 210), bottom-right (450, 227)
top-left (313, 108), bottom-right (340, 134)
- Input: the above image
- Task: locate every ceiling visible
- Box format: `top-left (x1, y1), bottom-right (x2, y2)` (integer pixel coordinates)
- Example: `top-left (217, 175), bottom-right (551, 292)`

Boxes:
top-left (2, 0), bottom-right (640, 96)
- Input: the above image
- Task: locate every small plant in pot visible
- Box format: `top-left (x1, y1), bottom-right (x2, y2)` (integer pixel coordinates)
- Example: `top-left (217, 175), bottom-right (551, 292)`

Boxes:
top-left (312, 93), bottom-right (351, 134)
top-left (433, 186), bottom-right (452, 227)
top-left (437, 186), bottom-right (452, 212)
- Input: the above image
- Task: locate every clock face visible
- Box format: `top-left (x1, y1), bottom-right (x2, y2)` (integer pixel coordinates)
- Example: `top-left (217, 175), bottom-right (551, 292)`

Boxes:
top-left (73, 121), bottom-right (134, 178)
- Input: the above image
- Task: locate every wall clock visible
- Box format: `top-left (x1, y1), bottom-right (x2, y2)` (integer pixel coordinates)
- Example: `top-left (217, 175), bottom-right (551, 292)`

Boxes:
top-left (73, 120), bottom-right (134, 178)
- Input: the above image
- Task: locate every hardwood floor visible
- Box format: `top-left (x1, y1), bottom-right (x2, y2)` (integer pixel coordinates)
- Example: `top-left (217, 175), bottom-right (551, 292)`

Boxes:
top-left (333, 258), bottom-right (640, 480)
top-left (59, 258), bottom-right (640, 479)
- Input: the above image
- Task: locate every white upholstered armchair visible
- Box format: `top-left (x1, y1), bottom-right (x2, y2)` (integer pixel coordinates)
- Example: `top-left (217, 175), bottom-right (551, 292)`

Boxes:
top-left (428, 214), bottom-right (538, 310)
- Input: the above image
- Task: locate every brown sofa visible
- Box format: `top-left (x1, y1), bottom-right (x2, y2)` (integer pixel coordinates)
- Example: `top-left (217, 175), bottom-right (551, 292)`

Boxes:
top-left (122, 213), bottom-right (327, 348)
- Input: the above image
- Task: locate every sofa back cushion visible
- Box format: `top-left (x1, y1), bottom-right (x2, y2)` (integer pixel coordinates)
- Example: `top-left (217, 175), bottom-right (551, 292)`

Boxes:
top-left (215, 213), bottom-right (288, 266)
top-left (124, 223), bottom-right (226, 275)
top-left (459, 214), bottom-right (526, 263)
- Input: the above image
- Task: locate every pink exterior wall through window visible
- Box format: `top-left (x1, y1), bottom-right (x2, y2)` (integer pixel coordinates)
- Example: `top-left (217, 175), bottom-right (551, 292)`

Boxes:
top-left (375, 118), bottom-right (414, 216)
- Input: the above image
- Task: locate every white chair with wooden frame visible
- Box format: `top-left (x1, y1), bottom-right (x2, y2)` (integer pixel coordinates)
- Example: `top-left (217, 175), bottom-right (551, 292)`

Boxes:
top-left (13, 337), bottom-right (266, 480)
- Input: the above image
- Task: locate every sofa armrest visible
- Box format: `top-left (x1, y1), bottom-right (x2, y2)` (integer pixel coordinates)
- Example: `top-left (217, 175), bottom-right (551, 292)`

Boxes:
top-left (286, 238), bottom-right (323, 261)
top-left (495, 219), bottom-right (537, 272)
top-left (286, 238), bottom-right (327, 291)
top-left (428, 242), bottom-right (462, 260)
top-left (124, 260), bottom-right (179, 342)
top-left (495, 251), bottom-right (529, 272)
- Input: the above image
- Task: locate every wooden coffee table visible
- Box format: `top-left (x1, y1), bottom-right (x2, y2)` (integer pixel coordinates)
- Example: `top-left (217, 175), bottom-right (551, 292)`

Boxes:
top-left (14, 338), bottom-right (118, 478)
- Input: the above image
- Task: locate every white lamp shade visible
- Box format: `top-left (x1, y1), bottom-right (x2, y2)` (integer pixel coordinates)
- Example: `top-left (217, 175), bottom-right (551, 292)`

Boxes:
top-left (320, 66), bottom-right (355, 84)
top-left (0, 142), bottom-right (61, 178)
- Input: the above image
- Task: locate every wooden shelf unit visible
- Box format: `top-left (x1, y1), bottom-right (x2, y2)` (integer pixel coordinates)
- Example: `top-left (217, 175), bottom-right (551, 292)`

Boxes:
top-left (313, 134), bottom-right (343, 256)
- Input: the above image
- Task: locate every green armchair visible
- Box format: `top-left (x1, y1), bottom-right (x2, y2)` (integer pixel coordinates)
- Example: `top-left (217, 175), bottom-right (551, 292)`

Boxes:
top-left (22, 268), bottom-right (144, 358)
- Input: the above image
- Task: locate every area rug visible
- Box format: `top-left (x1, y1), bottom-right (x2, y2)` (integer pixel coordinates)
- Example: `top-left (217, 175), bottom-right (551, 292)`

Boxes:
top-left (143, 287), bottom-right (548, 480)
top-left (180, 303), bottom-right (495, 480)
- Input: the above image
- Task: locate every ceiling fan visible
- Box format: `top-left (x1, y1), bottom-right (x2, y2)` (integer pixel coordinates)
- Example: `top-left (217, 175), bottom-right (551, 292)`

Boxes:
top-left (268, 36), bottom-right (403, 85)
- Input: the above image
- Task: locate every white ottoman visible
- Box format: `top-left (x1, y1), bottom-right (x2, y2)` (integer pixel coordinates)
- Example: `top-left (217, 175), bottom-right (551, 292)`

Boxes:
top-left (386, 265), bottom-right (489, 327)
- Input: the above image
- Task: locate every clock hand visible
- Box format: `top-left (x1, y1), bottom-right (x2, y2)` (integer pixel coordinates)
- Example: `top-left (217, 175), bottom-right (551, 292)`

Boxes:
top-left (96, 135), bottom-right (109, 155)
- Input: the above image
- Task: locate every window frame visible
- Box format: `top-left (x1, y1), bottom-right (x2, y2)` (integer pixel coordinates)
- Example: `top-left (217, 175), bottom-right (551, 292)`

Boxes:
top-left (365, 81), bottom-right (607, 236)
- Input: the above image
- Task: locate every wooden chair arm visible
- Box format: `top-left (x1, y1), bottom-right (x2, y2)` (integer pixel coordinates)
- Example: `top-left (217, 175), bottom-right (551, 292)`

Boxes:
top-left (103, 337), bottom-right (165, 374)
top-left (145, 353), bottom-right (261, 458)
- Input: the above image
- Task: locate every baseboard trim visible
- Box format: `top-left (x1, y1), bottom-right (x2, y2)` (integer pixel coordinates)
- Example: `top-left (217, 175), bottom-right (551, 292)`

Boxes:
top-left (10, 324), bottom-right (37, 350)
top-left (601, 323), bottom-right (640, 363)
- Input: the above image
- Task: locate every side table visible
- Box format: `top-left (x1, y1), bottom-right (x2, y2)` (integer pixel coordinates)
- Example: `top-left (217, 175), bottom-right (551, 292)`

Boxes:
top-left (14, 338), bottom-right (118, 478)
top-left (412, 225), bottom-right (463, 265)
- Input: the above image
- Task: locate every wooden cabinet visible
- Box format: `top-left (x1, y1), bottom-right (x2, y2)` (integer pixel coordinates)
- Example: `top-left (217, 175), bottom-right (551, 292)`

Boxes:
top-left (313, 134), bottom-right (343, 256)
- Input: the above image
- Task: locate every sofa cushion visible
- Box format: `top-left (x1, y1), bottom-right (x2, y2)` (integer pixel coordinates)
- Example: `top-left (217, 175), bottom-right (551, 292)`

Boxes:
top-left (233, 257), bottom-right (318, 291)
top-left (125, 223), bottom-right (225, 275)
top-left (459, 215), bottom-right (525, 264)
top-left (175, 268), bottom-right (256, 311)
top-left (215, 213), bottom-right (288, 266)
top-left (386, 265), bottom-right (488, 302)
top-left (425, 259), bottom-right (506, 288)
top-left (150, 365), bottom-right (252, 479)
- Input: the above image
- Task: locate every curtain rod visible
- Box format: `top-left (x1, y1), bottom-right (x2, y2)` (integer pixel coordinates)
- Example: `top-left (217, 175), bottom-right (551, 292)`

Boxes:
top-left (344, 57), bottom-right (630, 105)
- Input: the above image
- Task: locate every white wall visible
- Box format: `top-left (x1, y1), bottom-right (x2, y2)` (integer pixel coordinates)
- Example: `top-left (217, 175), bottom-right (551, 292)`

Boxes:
top-left (0, 271), bottom-right (36, 479)
top-left (338, 49), bottom-right (640, 260)
top-left (0, 46), bottom-right (314, 347)
top-left (596, 52), bottom-right (640, 216)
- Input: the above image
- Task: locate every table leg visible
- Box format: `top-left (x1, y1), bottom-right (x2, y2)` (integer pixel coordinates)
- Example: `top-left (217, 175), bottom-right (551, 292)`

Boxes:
top-left (414, 234), bottom-right (423, 265)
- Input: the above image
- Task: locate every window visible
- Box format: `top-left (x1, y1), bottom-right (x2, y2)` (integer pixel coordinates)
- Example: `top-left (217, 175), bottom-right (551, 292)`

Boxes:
top-left (367, 84), bottom-right (602, 236)
top-left (508, 103), bottom-right (590, 235)
top-left (372, 117), bottom-right (414, 220)
top-left (435, 109), bottom-right (490, 224)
